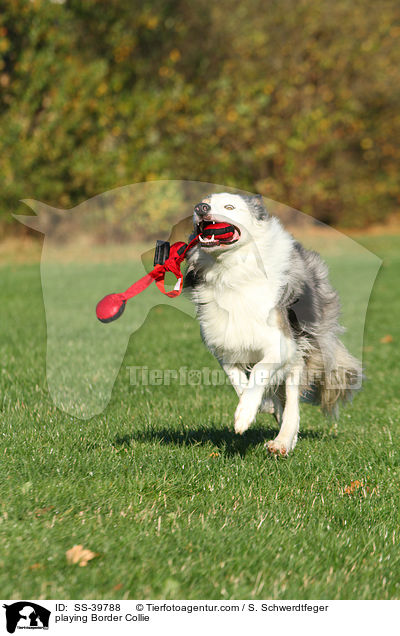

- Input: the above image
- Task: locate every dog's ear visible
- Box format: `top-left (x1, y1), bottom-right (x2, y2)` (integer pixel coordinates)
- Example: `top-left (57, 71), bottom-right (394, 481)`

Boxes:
top-left (242, 194), bottom-right (268, 220)
top-left (253, 194), bottom-right (269, 220)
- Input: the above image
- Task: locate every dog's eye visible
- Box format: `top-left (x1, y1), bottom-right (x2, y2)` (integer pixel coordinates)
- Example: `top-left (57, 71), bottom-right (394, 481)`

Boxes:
top-left (224, 204), bottom-right (235, 210)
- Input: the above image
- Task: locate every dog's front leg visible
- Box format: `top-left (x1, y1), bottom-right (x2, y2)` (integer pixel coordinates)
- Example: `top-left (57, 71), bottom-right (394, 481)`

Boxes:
top-left (234, 359), bottom-right (283, 434)
top-left (220, 361), bottom-right (248, 397)
top-left (267, 364), bottom-right (303, 456)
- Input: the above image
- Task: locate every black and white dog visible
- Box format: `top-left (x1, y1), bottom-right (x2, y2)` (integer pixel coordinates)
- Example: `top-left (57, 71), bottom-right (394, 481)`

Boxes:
top-left (184, 193), bottom-right (362, 456)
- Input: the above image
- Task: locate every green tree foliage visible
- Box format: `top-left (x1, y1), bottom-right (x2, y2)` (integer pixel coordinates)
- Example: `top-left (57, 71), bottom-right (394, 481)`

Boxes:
top-left (1, 0), bottom-right (399, 236)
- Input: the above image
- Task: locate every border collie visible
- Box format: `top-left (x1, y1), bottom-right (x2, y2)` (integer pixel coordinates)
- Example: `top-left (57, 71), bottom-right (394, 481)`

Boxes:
top-left (184, 193), bottom-right (362, 456)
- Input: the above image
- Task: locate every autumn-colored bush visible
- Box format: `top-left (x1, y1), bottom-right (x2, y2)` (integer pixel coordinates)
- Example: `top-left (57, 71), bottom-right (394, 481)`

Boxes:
top-left (1, 0), bottom-right (399, 238)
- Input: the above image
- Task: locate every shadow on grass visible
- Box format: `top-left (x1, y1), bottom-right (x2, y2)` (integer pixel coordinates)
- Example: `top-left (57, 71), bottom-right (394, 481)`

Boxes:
top-left (113, 426), bottom-right (323, 458)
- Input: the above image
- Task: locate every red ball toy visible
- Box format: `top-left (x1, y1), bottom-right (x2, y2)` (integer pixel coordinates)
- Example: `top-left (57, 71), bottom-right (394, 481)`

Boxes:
top-left (96, 293), bottom-right (126, 323)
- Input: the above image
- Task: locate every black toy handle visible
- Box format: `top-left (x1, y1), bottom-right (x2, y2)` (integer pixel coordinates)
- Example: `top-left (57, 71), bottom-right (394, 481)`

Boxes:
top-left (154, 240), bottom-right (170, 266)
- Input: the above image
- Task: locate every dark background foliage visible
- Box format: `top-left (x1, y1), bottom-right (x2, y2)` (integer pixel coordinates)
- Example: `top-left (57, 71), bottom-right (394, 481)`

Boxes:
top-left (1, 0), bottom-right (399, 237)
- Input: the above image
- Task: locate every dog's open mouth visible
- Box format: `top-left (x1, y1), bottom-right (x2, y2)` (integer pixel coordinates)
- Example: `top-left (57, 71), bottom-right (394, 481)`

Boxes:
top-left (197, 220), bottom-right (241, 248)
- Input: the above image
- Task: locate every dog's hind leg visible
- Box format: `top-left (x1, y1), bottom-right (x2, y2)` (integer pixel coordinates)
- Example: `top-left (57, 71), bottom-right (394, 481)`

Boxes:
top-left (267, 365), bottom-right (303, 456)
top-left (260, 394), bottom-right (283, 424)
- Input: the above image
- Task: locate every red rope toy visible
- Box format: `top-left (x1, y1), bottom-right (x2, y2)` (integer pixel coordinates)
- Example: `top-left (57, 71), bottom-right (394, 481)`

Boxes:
top-left (96, 222), bottom-right (236, 323)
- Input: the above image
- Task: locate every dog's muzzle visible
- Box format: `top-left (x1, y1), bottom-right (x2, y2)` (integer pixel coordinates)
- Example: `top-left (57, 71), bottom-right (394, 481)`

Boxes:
top-left (194, 202), bottom-right (211, 217)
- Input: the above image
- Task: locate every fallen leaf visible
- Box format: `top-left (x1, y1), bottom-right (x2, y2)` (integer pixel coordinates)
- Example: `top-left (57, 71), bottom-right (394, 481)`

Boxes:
top-left (344, 480), bottom-right (364, 495)
top-left (209, 451), bottom-right (220, 458)
top-left (34, 506), bottom-right (55, 517)
top-left (113, 583), bottom-right (123, 591)
top-left (66, 544), bottom-right (98, 567)
top-left (29, 563), bottom-right (43, 570)
top-left (380, 334), bottom-right (393, 343)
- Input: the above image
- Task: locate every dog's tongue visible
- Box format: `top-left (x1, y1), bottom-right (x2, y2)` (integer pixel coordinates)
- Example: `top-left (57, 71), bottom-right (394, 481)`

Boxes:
top-left (201, 222), bottom-right (235, 241)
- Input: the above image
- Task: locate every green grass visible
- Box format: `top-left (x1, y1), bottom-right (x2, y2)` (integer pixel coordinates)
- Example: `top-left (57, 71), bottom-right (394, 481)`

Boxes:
top-left (1, 236), bottom-right (399, 600)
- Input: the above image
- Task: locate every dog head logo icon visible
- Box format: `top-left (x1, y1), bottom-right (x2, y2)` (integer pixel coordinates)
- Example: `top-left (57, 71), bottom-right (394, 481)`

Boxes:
top-left (3, 602), bottom-right (51, 633)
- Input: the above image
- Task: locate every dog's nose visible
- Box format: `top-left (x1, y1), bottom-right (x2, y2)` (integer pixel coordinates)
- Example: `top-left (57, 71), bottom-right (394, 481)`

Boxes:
top-left (194, 202), bottom-right (211, 217)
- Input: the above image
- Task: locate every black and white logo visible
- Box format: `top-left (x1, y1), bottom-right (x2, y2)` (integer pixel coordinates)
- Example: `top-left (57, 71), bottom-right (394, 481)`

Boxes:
top-left (3, 602), bottom-right (50, 634)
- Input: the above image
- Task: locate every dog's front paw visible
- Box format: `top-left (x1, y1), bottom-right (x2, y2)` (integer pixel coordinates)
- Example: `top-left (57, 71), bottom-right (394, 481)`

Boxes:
top-left (234, 400), bottom-right (257, 435)
top-left (266, 438), bottom-right (289, 457)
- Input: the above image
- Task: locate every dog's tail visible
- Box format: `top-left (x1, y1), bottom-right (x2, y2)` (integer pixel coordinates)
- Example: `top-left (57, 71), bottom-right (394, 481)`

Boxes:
top-left (305, 339), bottom-right (363, 418)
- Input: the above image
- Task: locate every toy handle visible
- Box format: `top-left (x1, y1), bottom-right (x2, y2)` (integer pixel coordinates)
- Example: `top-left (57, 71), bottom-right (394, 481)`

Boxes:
top-left (153, 269), bottom-right (184, 298)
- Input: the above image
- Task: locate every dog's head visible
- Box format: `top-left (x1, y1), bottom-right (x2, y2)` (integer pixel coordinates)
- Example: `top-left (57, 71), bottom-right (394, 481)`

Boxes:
top-left (193, 193), bottom-right (268, 254)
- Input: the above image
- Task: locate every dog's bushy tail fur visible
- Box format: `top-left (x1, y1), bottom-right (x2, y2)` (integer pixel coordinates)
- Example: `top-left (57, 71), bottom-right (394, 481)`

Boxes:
top-left (305, 340), bottom-right (363, 417)
top-left (288, 243), bottom-right (363, 418)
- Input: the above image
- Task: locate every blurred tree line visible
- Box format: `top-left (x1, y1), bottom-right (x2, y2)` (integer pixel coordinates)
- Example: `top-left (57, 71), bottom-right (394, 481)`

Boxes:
top-left (1, 0), bottom-right (399, 238)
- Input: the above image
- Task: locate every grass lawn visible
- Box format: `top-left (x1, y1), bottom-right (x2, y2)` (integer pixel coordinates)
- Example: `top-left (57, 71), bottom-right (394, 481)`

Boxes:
top-left (0, 235), bottom-right (399, 600)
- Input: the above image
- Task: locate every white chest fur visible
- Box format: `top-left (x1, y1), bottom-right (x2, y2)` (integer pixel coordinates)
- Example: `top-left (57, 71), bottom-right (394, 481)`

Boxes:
top-left (192, 251), bottom-right (286, 364)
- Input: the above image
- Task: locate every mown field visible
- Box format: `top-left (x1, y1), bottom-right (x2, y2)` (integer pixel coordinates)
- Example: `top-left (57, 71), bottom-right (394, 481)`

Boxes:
top-left (0, 235), bottom-right (399, 600)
